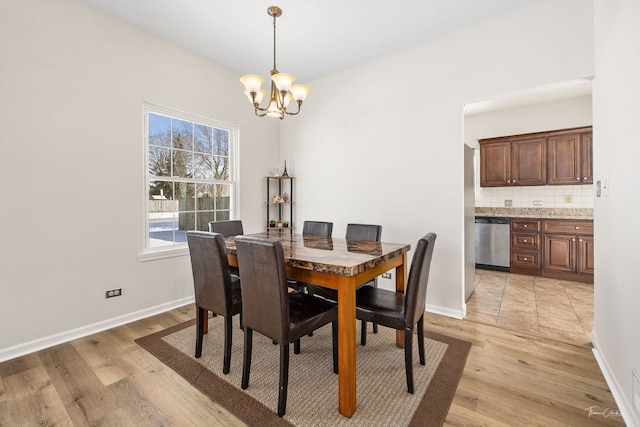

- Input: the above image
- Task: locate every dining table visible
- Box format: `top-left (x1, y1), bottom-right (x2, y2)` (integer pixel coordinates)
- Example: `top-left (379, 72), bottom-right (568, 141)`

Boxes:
top-left (222, 231), bottom-right (411, 418)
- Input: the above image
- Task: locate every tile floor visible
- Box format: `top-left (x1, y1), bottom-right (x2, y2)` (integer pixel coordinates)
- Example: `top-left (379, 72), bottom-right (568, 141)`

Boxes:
top-left (465, 269), bottom-right (594, 347)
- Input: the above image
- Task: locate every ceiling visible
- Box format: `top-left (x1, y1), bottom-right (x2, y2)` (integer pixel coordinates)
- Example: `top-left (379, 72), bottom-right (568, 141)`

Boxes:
top-left (78, 0), bottom-right (543, 84)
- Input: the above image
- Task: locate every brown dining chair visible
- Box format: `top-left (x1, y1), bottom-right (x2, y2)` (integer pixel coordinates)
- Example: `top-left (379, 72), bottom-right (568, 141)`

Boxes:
top-left (208, 220), bottom-right (244, 277)
top-left (307, 223), bottom-right (383, 340)
top-left (186, 231), bottom-right (242, 374)
top-left (235, 235), bottom-right (338, 417)
top-left (355, 232), bottom-right (436, 394)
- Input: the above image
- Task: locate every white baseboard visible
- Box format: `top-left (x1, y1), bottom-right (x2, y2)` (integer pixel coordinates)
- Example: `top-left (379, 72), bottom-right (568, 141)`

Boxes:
top-left (426, 303), bottom-right (465, 319)
top-left (592, 330), bottom-right (640, 427)
top-left (0, 296), bottom-right (194, 364)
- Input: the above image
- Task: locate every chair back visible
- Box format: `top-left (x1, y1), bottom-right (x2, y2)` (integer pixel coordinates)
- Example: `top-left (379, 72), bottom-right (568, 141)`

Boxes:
top-left (404, 233), bottom-right (437, 327)
top-left (186, 231), bottom-right (236, 315)
top-left (235, 235), bottom-right (290, 342)
top-left (302, 221), bottom-right (333, 237)
top-left (346, 223), bottom-right (382, 242)
top-left (209, 220), bottom-right (244, 237)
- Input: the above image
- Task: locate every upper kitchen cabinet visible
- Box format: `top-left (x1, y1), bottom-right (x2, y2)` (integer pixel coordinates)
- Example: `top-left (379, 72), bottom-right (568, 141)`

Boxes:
top-left (547, 127), bottom-right (593, 185)
top-left (479, 126), bottom-right (592, 187)
top-left (479, 135), bottom-right (546, 187)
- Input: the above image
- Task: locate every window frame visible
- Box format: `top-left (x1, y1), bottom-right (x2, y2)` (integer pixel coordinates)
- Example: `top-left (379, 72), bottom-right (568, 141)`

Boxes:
top-left (140, 103), bottom-right (239, 261)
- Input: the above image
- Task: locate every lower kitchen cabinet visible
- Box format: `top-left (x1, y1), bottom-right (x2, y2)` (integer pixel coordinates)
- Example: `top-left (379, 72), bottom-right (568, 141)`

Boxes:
top-left (508, 217), bottom-right (594, 283)
top-left (542, 219), bottom-right (594, 282)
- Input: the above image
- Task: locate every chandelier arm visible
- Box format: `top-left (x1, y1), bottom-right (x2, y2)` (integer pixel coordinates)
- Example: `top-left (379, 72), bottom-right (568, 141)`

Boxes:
top-left (284, 101), bottom-right (303, 116)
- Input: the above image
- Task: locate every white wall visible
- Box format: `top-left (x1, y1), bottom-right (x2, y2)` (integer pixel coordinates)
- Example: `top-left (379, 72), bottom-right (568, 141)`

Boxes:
top-left (281, 0), bottom-right (595, 318)
top-left (0, 0), bottom-right (279, 359)
top-left (466, 95), bottom-right (594, 209)
top-left (593, 0), bottom-right (640, 424)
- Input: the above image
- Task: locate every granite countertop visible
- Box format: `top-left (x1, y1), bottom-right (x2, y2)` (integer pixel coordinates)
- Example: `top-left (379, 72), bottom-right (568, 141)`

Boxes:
top-left (475, 207), bottom-right (593, 220)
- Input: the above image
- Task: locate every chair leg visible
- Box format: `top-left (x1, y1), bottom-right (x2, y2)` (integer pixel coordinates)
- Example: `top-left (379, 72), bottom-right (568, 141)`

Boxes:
top-left (332, 321), bottom-right (338, 374)
top-left (373, 322), bottom-right (378, 333)
top-left (223, 315), bottom-right (232, 374)
top-left (277, 343), bottom-right (290, 417)
top-left (417, 315), bottom-right (425, 365)
top-left (195, 307), bottom-right (205, 358)
top-left (294, 339), bottom-right (301, 354)
top-left (239, 312), bottom-right (244, 330)
top-left (241, 328), bottom-right (253, 390)
top-left (360, 319), bottom-right (367, 346)
top-left (404, 327), bottom-right (414, 394)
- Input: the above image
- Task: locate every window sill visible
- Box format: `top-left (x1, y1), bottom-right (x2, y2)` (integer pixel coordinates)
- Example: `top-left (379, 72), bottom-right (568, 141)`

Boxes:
top-left (139, 245), bottom-right (189, 262)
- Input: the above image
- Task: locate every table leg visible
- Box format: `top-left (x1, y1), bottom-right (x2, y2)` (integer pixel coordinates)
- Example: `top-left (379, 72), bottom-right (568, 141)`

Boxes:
top-left (337, 276), bottom-right (357, 418)
top-left (395, 251), bottom-right (408, 347)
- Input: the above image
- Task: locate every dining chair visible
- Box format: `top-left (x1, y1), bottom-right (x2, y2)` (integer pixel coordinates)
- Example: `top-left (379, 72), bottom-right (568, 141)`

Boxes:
top-left (355, 232), bottom-right (436, 394)
top-left (235, 235), bottom-right (338, 417)
top-left (302, 220), bottom-right (333, 237)
top-left (307, 223), bottom-right (383, 340)
top-left (208, 220), bottom-right (244, 277)
top-left (186, 231), bottom-right (242, 374)
top-left (287, 220), bottom-right (334, 293)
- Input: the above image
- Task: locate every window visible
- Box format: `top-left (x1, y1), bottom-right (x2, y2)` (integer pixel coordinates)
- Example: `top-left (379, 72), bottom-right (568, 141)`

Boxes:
top-left (143, 104), bottom-right (237, 253)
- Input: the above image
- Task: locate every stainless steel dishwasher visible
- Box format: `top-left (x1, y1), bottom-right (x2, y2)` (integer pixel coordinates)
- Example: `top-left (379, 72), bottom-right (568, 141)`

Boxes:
top-left (475, 216), bottom-right (510, 271)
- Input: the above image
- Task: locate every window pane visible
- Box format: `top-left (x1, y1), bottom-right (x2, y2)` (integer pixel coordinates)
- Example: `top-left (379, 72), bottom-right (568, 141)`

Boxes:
top-left (148, 146), bottom-right (171, 176)
top-left (197, 211), bottom-right (214, 231)
top-left (172, 119), bottom-right (193, 151)
top-left (216, 211), bottom-right (230, 221)
top-left (216, 184), bottom-right (231, 210)
top-left (148, 180), bottom-right (175, 202)
top-left (176, 212), bottom-right (193, 239)
top-left (194, 153), bottom-right (213, 179)
top-left (195, 124), bottom-right (213, 154)
top-left (148, 214), bottom-right (178, 247)
top-left (213, 128), bottom-right (229, 156)
top-left (213, 155), bottom-right (229, 180)
top-left (175, 182), bottom-right (195, 207)
top-left (149, 113), bottom-right (171, 147)
top-left (172, 149), bottom-right (193, 178)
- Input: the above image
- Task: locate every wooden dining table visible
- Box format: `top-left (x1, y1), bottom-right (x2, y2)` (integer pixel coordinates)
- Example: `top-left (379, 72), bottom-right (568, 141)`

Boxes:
top-left (223, 232), bottom-right (411, 418)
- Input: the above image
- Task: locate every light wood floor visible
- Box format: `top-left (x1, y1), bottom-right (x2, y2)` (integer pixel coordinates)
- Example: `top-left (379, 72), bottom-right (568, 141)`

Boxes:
top-left (0, 305), bottom-right (624, 426)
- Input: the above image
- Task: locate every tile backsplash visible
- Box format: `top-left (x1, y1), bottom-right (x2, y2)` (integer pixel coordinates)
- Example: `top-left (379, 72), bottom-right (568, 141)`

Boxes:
top-left (476, 184), bottom-right (594, 208)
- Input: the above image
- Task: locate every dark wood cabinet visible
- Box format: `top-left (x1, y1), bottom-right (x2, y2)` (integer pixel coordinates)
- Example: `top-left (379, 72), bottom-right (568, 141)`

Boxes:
top-left (480, 137), bottom-right (545, 187)
top-left (479, 126), bottom-right (592, 187)
top-left (542, 219), bottom-right (593, 282)
top-left (547, 128), bottom-right (593, 185)
top-left (510, 218), bottom-right (542, 274)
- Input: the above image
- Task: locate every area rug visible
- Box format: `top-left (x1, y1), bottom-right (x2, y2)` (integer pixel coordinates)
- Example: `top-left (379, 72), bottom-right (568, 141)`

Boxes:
top-left (136, 315), bottom-right (470, 427)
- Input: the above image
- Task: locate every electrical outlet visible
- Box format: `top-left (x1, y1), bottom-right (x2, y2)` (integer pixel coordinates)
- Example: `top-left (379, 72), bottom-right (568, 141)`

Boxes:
top-left (564, 195), bottom-right (573, 203)
top-left (504, 199), bottom-right (512, 207)
top-left (105, 288), bottom-right (122, 298)
top-left (381, 273), bottom-right (391, 279)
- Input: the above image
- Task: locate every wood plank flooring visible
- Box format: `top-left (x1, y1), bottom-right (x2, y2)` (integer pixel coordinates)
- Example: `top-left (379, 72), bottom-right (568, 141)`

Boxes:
top-left (0, 305), bottom-right (624, 426)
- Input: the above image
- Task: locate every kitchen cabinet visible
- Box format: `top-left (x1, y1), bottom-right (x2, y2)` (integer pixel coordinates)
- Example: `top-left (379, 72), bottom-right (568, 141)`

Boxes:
top-left (479, 126), bottom-right (592, 187)
top-left (265, 176), bottom-right (294, 233)
top-left (479, 136), bottom-right (546, 187)
top-left (547, 128), bottom-right (593, 185)
top-left (510, 218), bottom-right (542, 274)
top-left (542, 219), bottom-right (593, 282)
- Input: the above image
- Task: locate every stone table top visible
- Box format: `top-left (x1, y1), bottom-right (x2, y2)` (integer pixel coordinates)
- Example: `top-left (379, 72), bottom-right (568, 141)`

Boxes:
top-left (225, 232), bottom-right (411, 276)
top-left (475, 207), bottom-right (593, 220)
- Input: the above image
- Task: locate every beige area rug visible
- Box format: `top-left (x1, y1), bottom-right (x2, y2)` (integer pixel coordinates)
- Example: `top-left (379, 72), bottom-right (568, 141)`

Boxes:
top-left (136, 315), bottom-right (470, 427)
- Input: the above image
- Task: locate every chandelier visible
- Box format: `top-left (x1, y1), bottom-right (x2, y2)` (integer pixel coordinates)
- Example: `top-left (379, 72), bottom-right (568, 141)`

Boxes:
top-left (240, 6), bottom-right (310, 120)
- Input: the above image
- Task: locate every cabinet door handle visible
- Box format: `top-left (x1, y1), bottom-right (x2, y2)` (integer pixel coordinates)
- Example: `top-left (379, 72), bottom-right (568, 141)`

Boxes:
top-left (572, 238), bottom-right (576, 242)
top-left (523, 239), bottom-right (528, 243)
top-left (584, 177), bottom-right (588, 180)
top-left (524, 257), bottom-right (528, 261)
top-left (513, 180), bottom-right (516, 183)
top-left (523, 224), bottom-right (528, 228)
top-left (575, 226), bottom-right (580, 230)
top-left (577, 177), bottom-right (581, 181)
top-left (507, 179), bottom-right (511, 184)
top-left (579, 238), bottom-right (583, 242)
